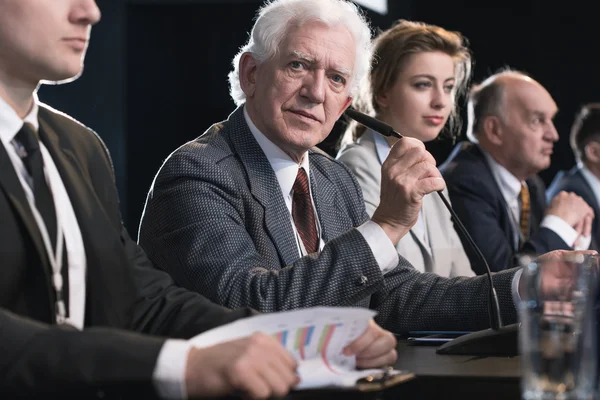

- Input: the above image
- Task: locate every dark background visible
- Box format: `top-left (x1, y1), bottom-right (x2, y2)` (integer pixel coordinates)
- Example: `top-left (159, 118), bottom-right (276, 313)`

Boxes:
top-left (38, 0), bottom-right (597, 233)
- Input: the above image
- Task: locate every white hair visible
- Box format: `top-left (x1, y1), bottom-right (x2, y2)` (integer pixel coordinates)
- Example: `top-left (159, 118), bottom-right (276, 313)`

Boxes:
top-left (228, 0), bottom-right (373, 106)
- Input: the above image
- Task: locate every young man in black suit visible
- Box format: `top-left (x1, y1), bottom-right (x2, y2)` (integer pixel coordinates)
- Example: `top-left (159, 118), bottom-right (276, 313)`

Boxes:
top-left (0, 1), bottom-right (397, 398)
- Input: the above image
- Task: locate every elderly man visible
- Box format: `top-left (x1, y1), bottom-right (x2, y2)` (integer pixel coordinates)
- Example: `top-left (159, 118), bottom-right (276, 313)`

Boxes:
top-left (441, 70), bottom-right (594, 273)
top-left (139, 0), bottom-right (578, 334)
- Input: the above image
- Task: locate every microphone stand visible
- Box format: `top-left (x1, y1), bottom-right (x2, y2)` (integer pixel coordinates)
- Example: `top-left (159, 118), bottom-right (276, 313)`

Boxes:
top-left (344, 108), bottom-right (519, 356)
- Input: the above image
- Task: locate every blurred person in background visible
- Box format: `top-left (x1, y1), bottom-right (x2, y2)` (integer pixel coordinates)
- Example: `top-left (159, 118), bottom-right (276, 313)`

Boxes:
top-left (441, 70), bottom-right (594, 274)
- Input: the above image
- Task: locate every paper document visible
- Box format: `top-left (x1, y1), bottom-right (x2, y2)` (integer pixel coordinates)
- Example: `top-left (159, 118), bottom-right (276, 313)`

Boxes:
top-left (190, 307), bottom-right (407, 389)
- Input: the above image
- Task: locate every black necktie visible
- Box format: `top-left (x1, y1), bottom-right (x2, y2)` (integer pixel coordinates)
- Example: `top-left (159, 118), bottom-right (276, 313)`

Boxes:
top-left (16, 123), bottom-right (58, 248)
top-left (15, 123), bottom-right (69, 314)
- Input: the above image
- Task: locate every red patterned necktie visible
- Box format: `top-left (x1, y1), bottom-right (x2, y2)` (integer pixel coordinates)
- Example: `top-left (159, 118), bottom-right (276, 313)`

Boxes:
top-left (292, 168), bottom-right (318, 253)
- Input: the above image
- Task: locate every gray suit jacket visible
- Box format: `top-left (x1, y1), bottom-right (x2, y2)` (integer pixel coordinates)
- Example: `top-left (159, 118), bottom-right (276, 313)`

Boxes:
top-left (337, 130), bottom-right (474, 277)
top-left (138, 106), bottom-right (518, 333)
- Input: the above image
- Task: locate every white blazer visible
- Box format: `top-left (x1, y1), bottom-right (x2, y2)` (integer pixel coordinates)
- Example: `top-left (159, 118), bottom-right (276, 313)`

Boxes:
top-left (337, 129), bottom-right (475, 277)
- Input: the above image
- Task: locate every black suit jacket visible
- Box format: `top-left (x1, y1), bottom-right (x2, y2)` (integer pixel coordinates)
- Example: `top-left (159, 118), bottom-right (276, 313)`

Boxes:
top-left (0, 104), bottom-right (252, 398)
top-left (440, 142), bottom-right (570, 273)
top-left (546, 166), bottom-right (599, 251)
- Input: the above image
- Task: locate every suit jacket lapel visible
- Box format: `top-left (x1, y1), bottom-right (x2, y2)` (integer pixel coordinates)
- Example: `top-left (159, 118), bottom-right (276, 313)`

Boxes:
top-left (309, 156), bottom-right (336, 242)
top-left (227, 107), bottom-right (300, 267)
top-left (0, 138), bottom-right (51, 274)
top-left (472, 144), bottom-right (518, 248)
top-left (526, 177), bottom-right (545, 236)
top-left (38, 114), bottom-right (131, 328)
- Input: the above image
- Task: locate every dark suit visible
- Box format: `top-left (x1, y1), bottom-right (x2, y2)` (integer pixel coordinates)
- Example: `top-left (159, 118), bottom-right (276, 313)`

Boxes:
top-left (0, 104), bottom-right (252, 398)
top-left (139, 106), bottom-right (519, 334)
top-left (546, 166), bottom-right (599, 250)
top-left (440, 142), bottom-right (570, 274)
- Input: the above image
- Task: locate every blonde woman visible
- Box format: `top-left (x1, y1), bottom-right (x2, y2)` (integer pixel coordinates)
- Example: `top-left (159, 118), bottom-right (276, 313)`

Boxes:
top-left (337, 20), bottom-right (474, 277)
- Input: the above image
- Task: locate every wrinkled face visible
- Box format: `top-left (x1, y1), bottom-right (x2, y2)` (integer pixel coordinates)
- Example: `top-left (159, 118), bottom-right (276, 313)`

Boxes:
top-left (376, 51), bottom-right (456, 142)
top-left (497, 80), bottom-right (559, 177)
top-left (0, 0), bottom-right (101, 84)
top-left (242, 20), bottom-right (355, 161)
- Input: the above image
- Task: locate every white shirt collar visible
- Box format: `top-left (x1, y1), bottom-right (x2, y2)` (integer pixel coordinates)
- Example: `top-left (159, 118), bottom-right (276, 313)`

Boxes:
top-left (481, 147), bottom-right (523, 203)
top-left (243, 106), bottom-right (310, 200)
top-left (371, 128), bottom-right (391, 165)
top-left (578, 162), bottom-right (600, 207)
top-left (0, 93), bottom-right (40, 148)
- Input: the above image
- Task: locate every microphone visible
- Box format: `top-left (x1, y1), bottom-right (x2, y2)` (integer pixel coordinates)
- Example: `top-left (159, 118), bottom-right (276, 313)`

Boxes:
top-left (343, 108), bottom-right (518, 356)
top-left (344, 108), bottom-right (402, 139)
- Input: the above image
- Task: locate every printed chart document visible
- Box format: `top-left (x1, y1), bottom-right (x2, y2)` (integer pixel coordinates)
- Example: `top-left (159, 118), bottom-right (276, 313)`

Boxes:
top-left (190, 307), bottom-right (413, 390)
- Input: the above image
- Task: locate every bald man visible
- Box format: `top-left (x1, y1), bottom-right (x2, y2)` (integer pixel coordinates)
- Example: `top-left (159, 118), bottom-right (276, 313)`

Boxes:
top-left (441, 70), bottom-right (593, 273)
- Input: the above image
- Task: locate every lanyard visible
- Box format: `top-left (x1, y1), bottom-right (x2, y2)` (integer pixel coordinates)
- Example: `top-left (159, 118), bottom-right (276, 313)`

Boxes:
top-left (29, 185), bottom-right (69, 325)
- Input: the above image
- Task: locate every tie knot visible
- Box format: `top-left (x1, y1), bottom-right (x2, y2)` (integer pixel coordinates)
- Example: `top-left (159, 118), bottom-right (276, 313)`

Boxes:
top-left (15, 123), bottom-right (40, 154)
top-left (519, 182), bottom-right (530, 201)
top-left (293, 168), bottom-right (310, 195)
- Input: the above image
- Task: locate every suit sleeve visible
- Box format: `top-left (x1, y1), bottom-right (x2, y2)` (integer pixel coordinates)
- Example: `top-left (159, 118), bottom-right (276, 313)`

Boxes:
top-left (122, 225), bottom-right (257, 338)
top-left (446, 172), bottom-right (569, 272)
top-left (336, 144), bottom-right (381, 217)
top-left (373, 265), bottom-right (519, 333)
top-left (524, 177), bottom-right (571, 255)
top-left (0, 308), bottom-right (164, 397)
top-left (139, 150), bottom-right (387, 312)
top-left (523, 227), bottom-right (571, 257)
top-left (86, 128), bottom-right (256, 338)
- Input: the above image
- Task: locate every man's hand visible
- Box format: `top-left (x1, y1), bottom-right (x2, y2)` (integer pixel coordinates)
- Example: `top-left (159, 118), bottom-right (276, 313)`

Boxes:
top-left (371, 137), bottom-right (445, 245)
top-left (573, 213), bottom-right (594, 244)
top-left (185, 333), bottom-right (299, 399)
top-left (343, 320), bottom-right (398, 369)
top-left (521, 250), bottom-right (598, 299)
top-left (546, 191), bottom-right (594, 238)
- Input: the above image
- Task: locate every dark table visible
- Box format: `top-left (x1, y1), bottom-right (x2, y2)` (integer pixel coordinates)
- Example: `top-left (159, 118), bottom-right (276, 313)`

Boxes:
top-left (387, 340), bottom-right (521, 399)
top-left (288, 341), bottom-right (521, 399)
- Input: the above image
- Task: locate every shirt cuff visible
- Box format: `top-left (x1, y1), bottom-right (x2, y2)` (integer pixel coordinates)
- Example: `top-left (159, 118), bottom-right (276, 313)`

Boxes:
top-left (574, 235), bottom-right (592, 251)
top-left (153, 339), bottom-right (192, 399)
top-left (511, 268), bottom-right (524, 305)
top-left (356, 220), bottom-right (399, 274)
top-left (540, 215), bottom-right (578, 247)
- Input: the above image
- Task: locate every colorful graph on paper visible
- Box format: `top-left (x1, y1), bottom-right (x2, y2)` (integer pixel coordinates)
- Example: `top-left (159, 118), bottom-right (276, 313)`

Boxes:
top-left (192, 307), bottom-right (379, 389)
top-left (317, 323), bottom-right (340, 372)
top-left (273, 323), bottom-right (342, 372)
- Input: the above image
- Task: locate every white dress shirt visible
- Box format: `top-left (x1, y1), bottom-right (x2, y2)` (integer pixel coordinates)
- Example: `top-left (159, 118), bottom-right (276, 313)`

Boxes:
top-left (0, 95), bottom-right (188, 400)
top-left (243, 107), bottom-right (398, 273)
top-left (481, 150), bottom-right (590, 250)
